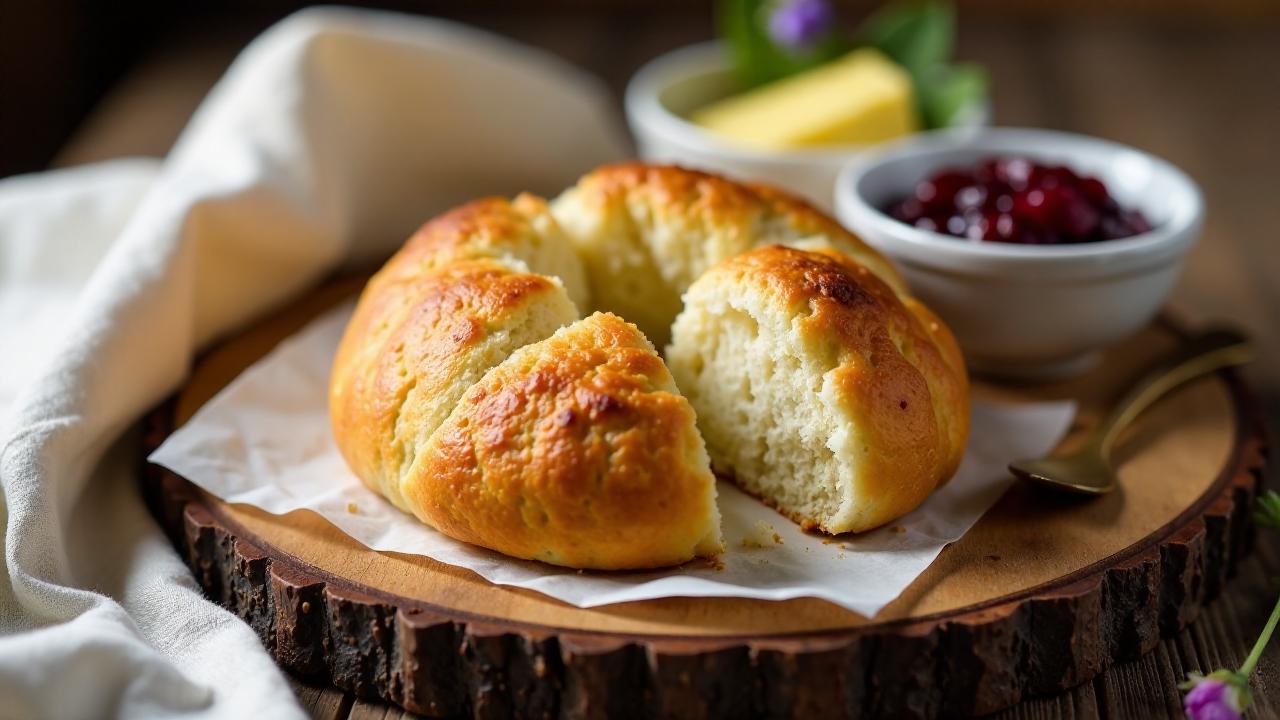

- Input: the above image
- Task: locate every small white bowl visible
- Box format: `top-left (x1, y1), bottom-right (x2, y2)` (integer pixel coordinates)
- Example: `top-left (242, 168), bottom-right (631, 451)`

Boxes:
top-left (625, 42), bottom-right (987, 211)
top-left (834, 127), bottom-right (1203, 379)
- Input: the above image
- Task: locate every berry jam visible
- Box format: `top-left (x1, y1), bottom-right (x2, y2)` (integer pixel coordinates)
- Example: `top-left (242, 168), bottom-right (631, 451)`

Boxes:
top-left (885, 157), bottom-right (1152, 244)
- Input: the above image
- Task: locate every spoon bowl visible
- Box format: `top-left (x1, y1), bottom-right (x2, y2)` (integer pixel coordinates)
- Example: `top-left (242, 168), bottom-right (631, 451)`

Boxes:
top-left (1010, 442), bottom-right (1117, 495)
top-left (1009, 328), bottom-right (1255, 495)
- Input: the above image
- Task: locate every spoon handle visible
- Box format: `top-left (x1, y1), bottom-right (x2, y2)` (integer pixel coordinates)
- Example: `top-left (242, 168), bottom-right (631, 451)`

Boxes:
top-left (1097, 328), bottom-right (1255, 456)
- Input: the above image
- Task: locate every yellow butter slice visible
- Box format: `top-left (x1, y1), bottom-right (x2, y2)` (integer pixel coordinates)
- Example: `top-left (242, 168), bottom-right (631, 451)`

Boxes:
top-left (692, 48), bottom-right (919, 150)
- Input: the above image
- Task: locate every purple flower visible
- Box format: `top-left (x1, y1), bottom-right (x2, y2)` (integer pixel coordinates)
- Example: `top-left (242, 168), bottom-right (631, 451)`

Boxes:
top-left (1183, 674), bottom-right (1246, 720)
top-left (1181, 492), bottom-right (1278, 717)
top-left (767, 0), bottom-right (835, 51)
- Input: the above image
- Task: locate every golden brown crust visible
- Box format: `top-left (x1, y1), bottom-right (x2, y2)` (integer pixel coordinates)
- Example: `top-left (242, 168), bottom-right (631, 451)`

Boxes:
top-left (550, 162), bottom-right (908, 346)
top-left (389, 195), bottom-right (535, 273)
top-left (331, 191), bottom-right (721, 569)
top-left (566, 162), bottom-right (766, 226)
top-left (403, 313), bottom-right (721, 569)
top-left (699, 245), bottom-right (969, 531)
top-left (377, 194), bottom-right (590, 311)
top-left (329, 258), bottom-right (576, 512)
top-left (550, 163), bottom-right (763, 347)
top-left (331, 164), bottom-right (968, 566)
top-left (899, 296), bottom-right (969, 483)
top-left (745, 181), bottom-right (908, 293)
top-left (564, 162), bottom-right (905, 290)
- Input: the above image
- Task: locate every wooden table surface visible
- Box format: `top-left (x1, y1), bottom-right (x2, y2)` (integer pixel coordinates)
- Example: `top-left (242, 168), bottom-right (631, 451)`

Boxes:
top-left (52, 7), bottom-right (1280, 718)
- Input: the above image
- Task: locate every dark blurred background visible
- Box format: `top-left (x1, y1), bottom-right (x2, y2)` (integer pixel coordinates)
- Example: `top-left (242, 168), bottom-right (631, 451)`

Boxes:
top-left (3, 0), bottom-right (1278, 176)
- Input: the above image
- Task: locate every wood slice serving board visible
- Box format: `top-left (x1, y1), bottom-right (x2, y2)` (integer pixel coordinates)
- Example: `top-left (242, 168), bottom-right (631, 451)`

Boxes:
top-left (141, 278), bottom-right (1268, 719)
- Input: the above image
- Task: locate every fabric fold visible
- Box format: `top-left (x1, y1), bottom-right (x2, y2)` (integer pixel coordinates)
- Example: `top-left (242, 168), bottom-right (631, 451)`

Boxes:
top-left (0, 8), bottom-right (627, 718)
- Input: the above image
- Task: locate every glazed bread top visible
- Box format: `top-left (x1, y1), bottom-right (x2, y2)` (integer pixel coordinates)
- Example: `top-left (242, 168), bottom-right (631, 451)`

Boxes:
top-left (402, 311), bottom-right (723, 569)
top-left (378, 193), bottom-right (591, 309)
top-left (329, 191), bottom-right (724, 570)
top-left (330, 163), bottom-right (969, 568)
top-left (330, 257), bottom-right (580, 513)
top-left (666, 245), bottom-right (968, 534)
top-left (550, 163), bottom-right (906, 347)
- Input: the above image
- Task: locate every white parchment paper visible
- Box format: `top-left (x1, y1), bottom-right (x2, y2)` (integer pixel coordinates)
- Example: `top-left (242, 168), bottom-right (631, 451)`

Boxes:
top-left (150, 304), bottom-right (1075, 617)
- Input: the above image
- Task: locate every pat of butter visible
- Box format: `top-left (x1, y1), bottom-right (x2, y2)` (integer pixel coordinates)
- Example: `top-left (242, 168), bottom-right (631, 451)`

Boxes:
top-left (692, 48), bottom-right (919, 150)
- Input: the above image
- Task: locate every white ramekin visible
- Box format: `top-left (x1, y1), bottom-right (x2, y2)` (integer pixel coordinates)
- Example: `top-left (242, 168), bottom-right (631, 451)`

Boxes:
top-left (625, 42), bottom-right (987, 212)
top-left (834, 127), bottom-right (1204, 379)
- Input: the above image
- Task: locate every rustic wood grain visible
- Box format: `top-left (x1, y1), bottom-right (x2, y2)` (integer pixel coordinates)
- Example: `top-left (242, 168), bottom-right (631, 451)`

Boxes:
top-left (287, 676), bottom-right (354, 720)
top-left (275, 532), bottom-right (1280, 720)
top-left (348, 697), bottom-right (416, 720)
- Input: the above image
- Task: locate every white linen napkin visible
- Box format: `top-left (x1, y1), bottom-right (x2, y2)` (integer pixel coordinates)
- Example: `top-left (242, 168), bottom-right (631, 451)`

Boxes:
top-left (0, 7), bottom-right (626, 718)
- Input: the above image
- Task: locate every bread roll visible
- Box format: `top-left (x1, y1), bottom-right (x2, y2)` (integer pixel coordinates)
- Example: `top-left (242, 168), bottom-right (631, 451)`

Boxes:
top-left (551, 163), bottom-right (906, 348)
top-left (666, 245), bottom-right (969, 534)
top-left (331, 164), bottom-right (969, 569)
top-left (403, 312), bottom-right (722, 569)
top-left (383, 193), bottom-right (590, 311)
top-left (329, 196), bottom-right (723, 569)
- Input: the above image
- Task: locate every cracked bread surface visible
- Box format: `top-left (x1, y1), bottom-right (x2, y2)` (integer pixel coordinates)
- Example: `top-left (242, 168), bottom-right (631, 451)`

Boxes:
top-left (329, 193), bottom-right (723, 569)
top-left (403, 312), bottom-right (722, 569)
top-left (330, 164), bottom-right (968, 569)
top-left (550, 162), bottom-right (906, 348)
top-left (667, 245), bottom-right (968, 534)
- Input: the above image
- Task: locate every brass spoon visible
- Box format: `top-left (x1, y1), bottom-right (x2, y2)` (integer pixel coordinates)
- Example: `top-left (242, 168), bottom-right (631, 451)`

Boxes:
top-left (1009, 328), bottom-right (1255, 495)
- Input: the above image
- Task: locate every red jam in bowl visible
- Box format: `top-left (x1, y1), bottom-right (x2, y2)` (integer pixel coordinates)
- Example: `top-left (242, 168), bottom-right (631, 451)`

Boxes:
top-left (885, 157), bottom-right (1153, 244)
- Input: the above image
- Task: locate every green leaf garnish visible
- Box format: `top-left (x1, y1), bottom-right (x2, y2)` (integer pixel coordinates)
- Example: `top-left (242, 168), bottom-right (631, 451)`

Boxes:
top-left (859, 1), bottom-right (986, 128)
top-left (856, 0), bottom-right (954, 72)
top-left (717, 0), bottom-right (849, 88)
top-left (916, 62), bottom-right (988, 129)
top-left (717, 0), bottom-right (988, 130)
top-left (1256, 490), bottom-right (1280, 530)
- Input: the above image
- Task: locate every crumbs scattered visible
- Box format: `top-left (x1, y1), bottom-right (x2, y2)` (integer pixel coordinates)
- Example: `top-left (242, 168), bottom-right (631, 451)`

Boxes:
top-left (346, 502), bottom-right (359, 514)
top-left (822, 538), bottom-right (850, 556)
top-left (890, 525), bottom-right (905, 534)
top-left (741, 520), bottom-right (782, 549)
top-left (705, 555), bottom-right (725, 572)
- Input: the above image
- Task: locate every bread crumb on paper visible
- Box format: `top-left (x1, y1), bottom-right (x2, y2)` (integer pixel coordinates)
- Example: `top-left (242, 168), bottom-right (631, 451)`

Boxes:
top-left (740, 520), bottom-right (782, 548)
top-left (890, 525), bottom-right (905, 534)
top-left (346, 502), bottom-right (358, 514)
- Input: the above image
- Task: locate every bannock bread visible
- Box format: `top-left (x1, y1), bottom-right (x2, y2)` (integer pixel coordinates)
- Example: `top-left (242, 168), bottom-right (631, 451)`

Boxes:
top-left (549, 163), bottom-right (906, 348)
top-left (330, 195), bottom-right (723, 569)
top-left (666, 245), bottom-right (968, 534)
top-left (329, 162), bottom-right (969, 568)
top-left (403, 312), bottom-right (722, 569)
